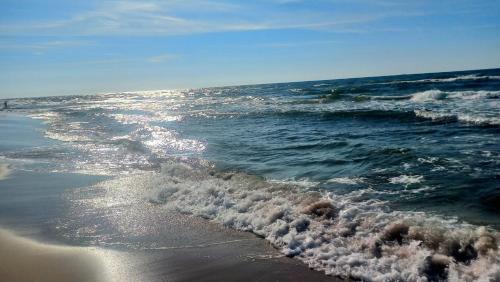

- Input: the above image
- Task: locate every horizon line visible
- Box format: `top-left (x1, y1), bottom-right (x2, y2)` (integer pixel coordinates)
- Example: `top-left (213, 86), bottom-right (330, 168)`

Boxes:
top-left (3, 66), bottom-right (500, 100)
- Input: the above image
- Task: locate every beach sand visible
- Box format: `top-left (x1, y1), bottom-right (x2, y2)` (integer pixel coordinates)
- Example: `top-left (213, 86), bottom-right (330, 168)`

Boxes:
top-left (0, 228), bottom-right (107, 282)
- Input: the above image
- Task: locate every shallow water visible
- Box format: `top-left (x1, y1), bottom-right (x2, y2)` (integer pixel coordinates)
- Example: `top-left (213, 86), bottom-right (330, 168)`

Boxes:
top-left (1, 68), bottom-right (499, 281)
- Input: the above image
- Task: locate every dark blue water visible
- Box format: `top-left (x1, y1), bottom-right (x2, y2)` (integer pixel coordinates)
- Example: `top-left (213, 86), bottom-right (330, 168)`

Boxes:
top-left (2, 68), bottom-right (500, 280)
top-left (5, 68), bottom-right (499, 226)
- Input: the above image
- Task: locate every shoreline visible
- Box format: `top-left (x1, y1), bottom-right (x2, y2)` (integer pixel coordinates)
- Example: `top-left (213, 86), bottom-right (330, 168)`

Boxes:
top-left (0, 163), bottom-right (342, 281)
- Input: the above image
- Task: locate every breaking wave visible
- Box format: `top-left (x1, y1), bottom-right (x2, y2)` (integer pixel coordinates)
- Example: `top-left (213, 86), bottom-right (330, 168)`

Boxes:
top-left (381, 74), bottom-right (500, 85)
top-left (409, 90), bottom-right (500, 102)
top-left (140, 163), bottom-right (500, 281)
top-left (351, 90), bottom-right (499, 105)
top-left (414, 110), bottom-right (500, 126)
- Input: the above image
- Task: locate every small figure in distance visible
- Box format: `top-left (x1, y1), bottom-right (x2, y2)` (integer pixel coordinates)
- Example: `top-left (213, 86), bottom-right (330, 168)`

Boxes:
top-left (3, 101), bottom-right (7, 110)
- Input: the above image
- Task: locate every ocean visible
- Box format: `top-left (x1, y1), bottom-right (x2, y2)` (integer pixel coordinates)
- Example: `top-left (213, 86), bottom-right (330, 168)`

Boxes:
top-left (1, 68), bottom-right (499, 281)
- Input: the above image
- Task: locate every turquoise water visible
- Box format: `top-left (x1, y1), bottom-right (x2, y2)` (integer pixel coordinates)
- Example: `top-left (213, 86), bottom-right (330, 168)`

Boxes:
top-left (1, 68), bottom-right (499, 280)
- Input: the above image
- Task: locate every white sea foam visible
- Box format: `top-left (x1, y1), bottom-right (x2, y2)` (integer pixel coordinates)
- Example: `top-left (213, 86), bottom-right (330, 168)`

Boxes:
top-left (268, 178), bottom-right (320, 188)
top-left (447, 90), bottom-right (500, 100)
top-left (414, 110), bottom-right (455, 122)
top-left (410, 90), bottom-right (448, 102)
top-left (326, 177), bottom-right (364, 185)
top-left (414, 110), bottom-right (500, 126)
top-left (410, 89), bottom-right (500, 103)
top-left (422, 74), bottom-right (490, 83)
top-left (389, 175), bottom-right (424, 186)
top-left (457, 114), bottom-right (500, 126)
top-left (87, 163), bottom-right (500, 282)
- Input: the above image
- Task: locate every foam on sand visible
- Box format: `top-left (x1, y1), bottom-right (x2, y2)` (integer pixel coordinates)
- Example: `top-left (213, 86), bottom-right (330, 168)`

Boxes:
top-left (0, 228), bottom-right (108, 282)
top-left (0, 164), bottom-right (11, 180)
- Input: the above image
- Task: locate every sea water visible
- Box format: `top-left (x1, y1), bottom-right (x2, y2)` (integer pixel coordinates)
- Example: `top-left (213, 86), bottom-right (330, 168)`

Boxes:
top-left (1, 68), bottom-right (499, 281)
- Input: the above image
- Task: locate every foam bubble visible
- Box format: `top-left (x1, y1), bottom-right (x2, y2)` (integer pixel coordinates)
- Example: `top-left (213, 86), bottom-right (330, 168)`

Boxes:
top-left (389, 175), bottom-right (424, 186)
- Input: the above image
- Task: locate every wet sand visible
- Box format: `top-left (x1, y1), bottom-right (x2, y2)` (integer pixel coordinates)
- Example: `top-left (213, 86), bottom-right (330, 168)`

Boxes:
top-left (0, 164), bottom-right (10, 180)
top-left (0, 228), bottom-right (107, 282)
top-left (0, 168), bottom-right (342, 281)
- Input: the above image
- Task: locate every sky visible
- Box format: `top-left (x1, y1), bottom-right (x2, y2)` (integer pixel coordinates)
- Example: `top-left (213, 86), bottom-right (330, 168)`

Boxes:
top-left (1, 0), bottom-right (500, 98)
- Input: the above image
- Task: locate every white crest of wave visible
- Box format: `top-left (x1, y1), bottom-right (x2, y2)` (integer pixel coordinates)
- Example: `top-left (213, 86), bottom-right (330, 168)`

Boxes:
top-left (414, 110), bottom-right (500, 126)
top-left (430, 74), bottom-right (482, 82)
top-left (447, 90), bottom-right (500, 100)
top-left (410, 90), bottom-right (448, 102)
top-left (326, 177), bottom-right (364, 185)
top-left (457, 114), bottom-right (500, 126)
top-left (410, 89), bottom-right (500, 103)
top-left (414, 110), bottom-right (455, 122)
top-left (382, 74), bottom-right (500, 85)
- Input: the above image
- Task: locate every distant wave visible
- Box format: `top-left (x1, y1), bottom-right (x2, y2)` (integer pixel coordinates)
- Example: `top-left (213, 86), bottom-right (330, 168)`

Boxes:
top-left (137, 164), bottom-right (500, 281)
top-left (409, 90), bottom-right (500, 102)
top-left (414, 110), bottom-right (500, 126)
top-left (248, 107), bottom-right (500, 127)
top-left (380, 74), bottom-right (500, 85)
top-left (253, 109), bottom-right (419, 122)
top-left (410, 90), bottom-right (449, 102)
top-left (358, 90), bottom-right (500, 103)
top-left (331, 89), bottom-right (500, 106)
top-left (292, 86), bottom-right (369, 97)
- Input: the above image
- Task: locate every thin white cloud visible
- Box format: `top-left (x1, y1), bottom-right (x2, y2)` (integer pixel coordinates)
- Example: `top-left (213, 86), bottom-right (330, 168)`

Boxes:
top-left (252, 40), bottom-right (341, 48)
top-left (0, 40), bottom-right (94, 55)
top-left (273, 0), bottom-right (303, 4)
top-left (0, 0), bottom-right (428, 36)
top-left (147, 54), bottom-right (178, 63)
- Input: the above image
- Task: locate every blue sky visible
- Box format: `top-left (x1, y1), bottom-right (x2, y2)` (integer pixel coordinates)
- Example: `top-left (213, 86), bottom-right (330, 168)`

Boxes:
top-left (1, 0), bottom-right (500, 98)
